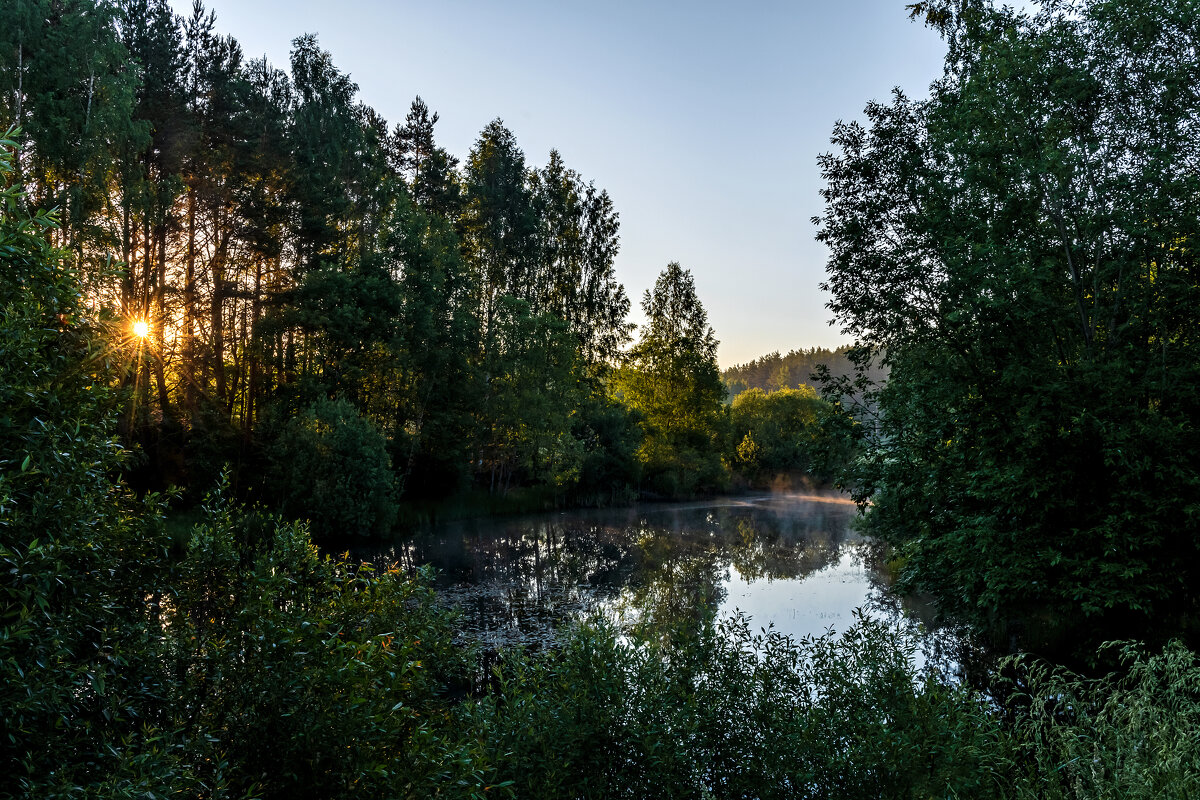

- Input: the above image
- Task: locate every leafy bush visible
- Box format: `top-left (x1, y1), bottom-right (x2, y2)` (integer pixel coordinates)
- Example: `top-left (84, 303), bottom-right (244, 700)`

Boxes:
top-left (727, 386), bottom-right (849, 484)
top-left (0, 131), bottom-right (199, 797)
top-left (467, 616), bottom-right (1200, 800)
top-left (1009, 641), bottom-right (1200, 800)
top-left (165, 485), bottom-right (491, 800)
top-left (570, 390), bottom-right (644, 506)
top-left (265, 397), bottom-right (398, 539)
top-left (472, 613), bottom-right (1014, 799)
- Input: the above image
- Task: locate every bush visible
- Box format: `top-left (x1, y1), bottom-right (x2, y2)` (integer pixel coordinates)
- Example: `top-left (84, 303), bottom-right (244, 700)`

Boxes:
top-left (165, 485), bottom-right (490, 800)
top-left (472, 613), bottom-right (1014, 799)
top-left (727, 386), bottom-right (850, 485)
top-left (0, 132), bottom-right (198, 797)
top-left (469, 616), bottom-right (1200, 799)
top-left (265, 397), bottom-right (398, 539)
top-left (570, 391), bottom-right (644, 506)
top-left (1009, 641), bottom-right (1200, 800)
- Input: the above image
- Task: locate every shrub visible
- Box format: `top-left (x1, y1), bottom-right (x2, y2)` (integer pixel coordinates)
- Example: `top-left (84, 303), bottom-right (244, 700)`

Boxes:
top-left (727, 386), bottom-right (845, 484)
top-left (1009, 641), bottom-right (1200, 800)
top-left (472, 613), bottom-right (1015, 799)
top-left (0, 131), bottom-right (199, 797)
top-left (265, 397), bottom-right (398, 539)
top-left (165, 485), bottom-right (490, 800)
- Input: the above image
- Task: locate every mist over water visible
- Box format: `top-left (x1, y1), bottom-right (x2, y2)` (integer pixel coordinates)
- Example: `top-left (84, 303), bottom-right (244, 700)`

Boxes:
top-left (354, 492), bottom-right (964, 672)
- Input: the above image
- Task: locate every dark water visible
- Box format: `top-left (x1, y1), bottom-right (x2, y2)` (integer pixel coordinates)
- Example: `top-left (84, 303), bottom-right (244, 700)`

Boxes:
top-left (357, 493), bottom-right (964, 670)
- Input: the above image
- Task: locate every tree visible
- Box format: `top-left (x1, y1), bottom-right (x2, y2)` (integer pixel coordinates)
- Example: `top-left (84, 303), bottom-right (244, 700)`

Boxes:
top-left (287, 34), bottom-right (389, 273)
top-left (727, 386), bottom-right (841, 485)
top-left (722, 345), bottom-right (888, 400)
top-left (0, 137), bottom-right (488, 799)
top-left (385, 195), bottom-right (479, 496)
top-left (117, 0), bottom-right (187, 417)
top-left (462, 119), bottom-right (539, 349)
top-left (530, 149), bottom-right (631, 367)
top-left (616, 262), bottom-right (727, 496)
top-left (0, 0), bottom-right (137, 260)
top-left (477, 296), bottom-right (585, 495)
top-left (264, 397), bottom-right (397, 539)
top-left (817, 0), bottom-right (1200, 653)
top-left (390, 95), bottom-right (462, 219)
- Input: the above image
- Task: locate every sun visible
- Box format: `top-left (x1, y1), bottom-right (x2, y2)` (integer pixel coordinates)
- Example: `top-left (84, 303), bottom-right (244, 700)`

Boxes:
top-left (132, 319), bottom-right (150, 339)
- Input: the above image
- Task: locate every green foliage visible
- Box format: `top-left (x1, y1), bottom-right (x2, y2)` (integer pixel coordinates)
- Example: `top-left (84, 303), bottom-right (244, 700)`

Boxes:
top-left (470, 615), bottom-right (1200, 799)
top-left (616, 262), bottom-right (729, 496)
top-left (1008, 641), bottom-right (1200, 800)
top-left (284, 259), bottom-right (404, 398)
top-left (265, 397), bottom-right (398, 539)
top-left (0, 151), bottom-right (491, 792)
top-left (0, 0), bottom-right (659, 510)
top-left (288, 33), bottom-right (392, 271)
top-left (473, 613), bottom-right (1015, 799)
top-left (166, 486), bottom-right (490, 800)
top-left (462, 119), bottom-right (539, 343)
top-left (0, 0), bottom-right (139, 253)
top-left (0, 132), bottom-right (198, 797)
top-left (389, 95), bottom-right (463, 219)
top-left (480, 296), bottom-right (587, 494)
top-left (386, 195), bottom-right (479, 497)
top-left (727, 386), bottom-right (849, 484)
top-left (1, 145), bottom-right (1197, 798)
top-left (570, 389), bottom-right (645, 506)
top-left (817, 0), bottom-right (1200, 651)
top-left (0, 155), bottom-right (491, 793)
top-left (529, 149), bottom-right (632, 366)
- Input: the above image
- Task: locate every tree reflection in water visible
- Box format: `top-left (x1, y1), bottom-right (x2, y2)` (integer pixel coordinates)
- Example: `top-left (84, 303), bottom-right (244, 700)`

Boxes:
top-left (351, 493), bottom-right (964, 656)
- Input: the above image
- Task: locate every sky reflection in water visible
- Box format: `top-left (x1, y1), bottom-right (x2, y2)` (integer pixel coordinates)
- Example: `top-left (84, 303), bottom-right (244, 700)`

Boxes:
top-left (360, 493), bottom-right (959, 667)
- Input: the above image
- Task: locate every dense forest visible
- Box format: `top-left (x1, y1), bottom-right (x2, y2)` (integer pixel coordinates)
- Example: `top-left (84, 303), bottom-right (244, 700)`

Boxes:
top-left (3, 0), bottom-right (1200, 797)
top-left (0, 0), bottom-right (846, 528)
top-left (722, 345), bottom-right (887, 400)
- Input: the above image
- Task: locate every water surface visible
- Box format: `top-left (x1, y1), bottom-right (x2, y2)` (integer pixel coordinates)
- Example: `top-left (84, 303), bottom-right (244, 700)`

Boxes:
top-left (361, 493), bottom-right (953, 660)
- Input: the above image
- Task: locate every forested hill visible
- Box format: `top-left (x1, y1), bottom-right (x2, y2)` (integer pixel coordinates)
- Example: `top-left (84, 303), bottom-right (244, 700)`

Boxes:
top-left (722, 346), bottom-right (887, 400)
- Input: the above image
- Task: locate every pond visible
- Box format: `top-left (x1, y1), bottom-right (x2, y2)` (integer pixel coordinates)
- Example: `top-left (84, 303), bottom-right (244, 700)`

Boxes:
top-left (357, 492), bottom-right (966, 671)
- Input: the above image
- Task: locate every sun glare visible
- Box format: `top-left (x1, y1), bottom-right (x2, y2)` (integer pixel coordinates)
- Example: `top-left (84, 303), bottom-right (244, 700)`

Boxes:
top-left (132, 319), bottom-right (150, 339)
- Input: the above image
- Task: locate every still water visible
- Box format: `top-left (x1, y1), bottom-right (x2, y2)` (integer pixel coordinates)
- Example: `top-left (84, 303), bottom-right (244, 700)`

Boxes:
top-left (360, 493), bottom-right (959, 666)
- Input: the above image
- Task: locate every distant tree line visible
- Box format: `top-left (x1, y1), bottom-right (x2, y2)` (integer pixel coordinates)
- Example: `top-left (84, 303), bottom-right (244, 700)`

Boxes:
top-left (0, 0), bottom-right (848, 534)
top-left (722, 346), bottom-right (888, 401)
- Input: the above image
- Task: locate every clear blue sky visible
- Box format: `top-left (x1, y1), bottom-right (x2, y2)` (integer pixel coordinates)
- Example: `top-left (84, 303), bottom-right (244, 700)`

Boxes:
top-left (170, 0), bottom-right (949, 367)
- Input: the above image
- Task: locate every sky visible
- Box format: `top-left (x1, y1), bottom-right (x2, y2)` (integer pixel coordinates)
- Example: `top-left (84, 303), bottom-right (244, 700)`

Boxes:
top-left (168, 0), bottom-right (949, 368)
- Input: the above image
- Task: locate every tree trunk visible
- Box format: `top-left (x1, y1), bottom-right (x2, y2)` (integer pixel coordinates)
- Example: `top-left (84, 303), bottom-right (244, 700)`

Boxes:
top-left (211, 225), bottom-right (228, 409)
top-left (182, 186), bottom-right (197, 413)
top-left (153, 223), bottom-right (171, 416)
